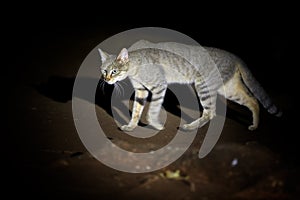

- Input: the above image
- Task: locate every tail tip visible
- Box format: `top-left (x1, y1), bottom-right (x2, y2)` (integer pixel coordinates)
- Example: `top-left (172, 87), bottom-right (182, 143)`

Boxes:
top-left (275, 110), bottom-right (283, 117)
top-left (267, 104), bottom-right (283, 117)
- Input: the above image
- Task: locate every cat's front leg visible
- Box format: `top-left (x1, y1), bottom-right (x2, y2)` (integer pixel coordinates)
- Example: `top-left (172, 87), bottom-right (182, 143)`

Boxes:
top-left (120, 88), bottom-right (148, 132)
top-left (146, 83), bottom-right (167, 131)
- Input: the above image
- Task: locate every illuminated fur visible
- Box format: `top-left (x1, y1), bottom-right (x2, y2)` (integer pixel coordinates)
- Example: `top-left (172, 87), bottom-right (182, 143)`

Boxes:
top-left (98, 40), bottom-right (281, 131)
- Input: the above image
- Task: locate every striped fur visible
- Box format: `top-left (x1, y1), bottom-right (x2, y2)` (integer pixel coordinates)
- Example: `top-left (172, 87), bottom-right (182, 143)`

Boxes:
top-left (98, 40), bottom-right (281, 131)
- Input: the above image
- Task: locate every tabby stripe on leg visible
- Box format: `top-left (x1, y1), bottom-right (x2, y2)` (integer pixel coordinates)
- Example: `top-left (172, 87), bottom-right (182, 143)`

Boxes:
top-left (149, 86), bottom-right (157, 91)
top-left (151, 96), bottom-right (164, 102)
top-left (135, 97), bottom-right (146, 106)
top-left (199, 90), bottom-right (210, 96)
top-left (203, 105), bottom-right (212, 110)
top-left (149, 85), bottom-right (166, 92)
top-left (155, 88), bottom-right (166, 95)
top-left (200, 94), bottom-right (211, 101)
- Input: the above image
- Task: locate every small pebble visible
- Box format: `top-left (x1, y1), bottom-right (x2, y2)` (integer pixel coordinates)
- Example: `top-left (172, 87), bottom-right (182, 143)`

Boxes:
top-left (231, 158), bottom-right (238, 167)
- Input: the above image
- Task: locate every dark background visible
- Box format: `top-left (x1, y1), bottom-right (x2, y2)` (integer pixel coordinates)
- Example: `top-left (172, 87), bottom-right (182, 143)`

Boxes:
top-left (5, 2), bottom-right (297, 92)
top-left (4, 3), bottom-right (299, 200)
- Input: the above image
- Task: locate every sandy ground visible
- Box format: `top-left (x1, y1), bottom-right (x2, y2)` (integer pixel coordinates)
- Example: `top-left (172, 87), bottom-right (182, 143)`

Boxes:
top-left (6, 25), bottom-right (299, 200)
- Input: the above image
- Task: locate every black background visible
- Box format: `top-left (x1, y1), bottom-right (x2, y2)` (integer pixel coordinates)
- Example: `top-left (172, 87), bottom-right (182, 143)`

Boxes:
top-left (5, 2), bottom-right (297, 88)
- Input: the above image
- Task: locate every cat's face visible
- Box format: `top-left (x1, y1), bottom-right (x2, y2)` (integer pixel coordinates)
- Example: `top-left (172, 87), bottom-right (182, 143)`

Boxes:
top-left (98, 48), bottom-right (129, 85)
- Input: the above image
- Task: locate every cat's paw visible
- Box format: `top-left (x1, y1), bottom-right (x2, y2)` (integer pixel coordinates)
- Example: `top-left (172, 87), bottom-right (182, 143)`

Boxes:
top-left (120, 124), bottom-right (136, 132)
top-left (147, 118), bottom-right (165, 130)
top-left (150, 123), bottom-right (165, 131)
top-left (248, 125), bottom-right (257, 131)
top-left (182, 123), bottom-right (197, 131)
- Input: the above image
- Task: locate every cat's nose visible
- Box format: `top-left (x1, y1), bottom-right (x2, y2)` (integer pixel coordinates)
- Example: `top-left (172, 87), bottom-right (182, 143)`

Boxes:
top-left (105, 76), bottom-right (111, 82)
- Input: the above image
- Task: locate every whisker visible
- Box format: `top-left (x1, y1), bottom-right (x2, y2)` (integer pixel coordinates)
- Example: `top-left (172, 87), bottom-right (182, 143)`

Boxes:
top-left (113, 83), bottom-right (120, 97)
top-left (99, 79), bottom-right (106, 94)
top-left (116, 82), bottom-right (125, 97)
top-left (121, 80), bottom-right (129, 87)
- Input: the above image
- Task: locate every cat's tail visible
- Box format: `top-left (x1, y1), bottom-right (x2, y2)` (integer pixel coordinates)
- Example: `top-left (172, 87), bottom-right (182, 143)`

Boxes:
top-left (238, 62), bottom-right (282, 117)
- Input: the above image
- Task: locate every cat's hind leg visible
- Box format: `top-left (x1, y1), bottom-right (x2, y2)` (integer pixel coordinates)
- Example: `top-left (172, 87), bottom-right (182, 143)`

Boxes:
top-left (220, 71), bottom-right (259, 130)
top-left (183, 80), bottom-right (217, 130)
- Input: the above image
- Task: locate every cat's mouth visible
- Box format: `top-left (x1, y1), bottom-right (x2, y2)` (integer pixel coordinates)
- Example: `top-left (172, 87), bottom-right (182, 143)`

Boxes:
top-left (106, 80), bottom-right (117, 85)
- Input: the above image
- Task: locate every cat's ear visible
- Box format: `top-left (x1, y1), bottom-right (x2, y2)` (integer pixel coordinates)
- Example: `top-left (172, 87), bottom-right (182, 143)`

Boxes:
top-left (98, 48), bottom-right (109, 63)
top-left (117, 48), bottom-right (129, 63)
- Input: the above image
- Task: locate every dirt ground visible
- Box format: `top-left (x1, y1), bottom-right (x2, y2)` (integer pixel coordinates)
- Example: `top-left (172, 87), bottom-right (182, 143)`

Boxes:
top-left (6, 24), bottom-right (299, 200)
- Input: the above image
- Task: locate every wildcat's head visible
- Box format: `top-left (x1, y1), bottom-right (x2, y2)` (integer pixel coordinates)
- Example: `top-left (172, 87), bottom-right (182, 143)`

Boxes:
top-left (98, 48), bottom-right (129, 84)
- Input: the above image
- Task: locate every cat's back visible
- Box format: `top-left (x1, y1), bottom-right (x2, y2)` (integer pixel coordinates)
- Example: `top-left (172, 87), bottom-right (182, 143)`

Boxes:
top-left (130, 40), bottom-right (242, 67)
top-left (129, 40), bottom-right (208, 61)
top-left (129, 40), bottom-right (217, 74)
top-left (204, 47), bottom-right (241, 66)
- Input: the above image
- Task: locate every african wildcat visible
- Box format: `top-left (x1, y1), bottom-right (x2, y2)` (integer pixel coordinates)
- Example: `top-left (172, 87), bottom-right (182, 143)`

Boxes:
top-left (98, 40), bottom-right (281, 131)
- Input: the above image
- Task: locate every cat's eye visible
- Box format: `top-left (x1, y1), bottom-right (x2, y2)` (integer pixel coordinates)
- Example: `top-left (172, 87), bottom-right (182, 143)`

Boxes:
top-left (102, 70), bottom-right (107, 75)
top-left (111, 69), bottom-right (117, 75)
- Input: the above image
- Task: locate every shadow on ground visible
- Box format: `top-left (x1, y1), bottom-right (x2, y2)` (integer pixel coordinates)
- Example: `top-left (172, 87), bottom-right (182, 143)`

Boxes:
top-left (35, 75), bottom-right (254, 128)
